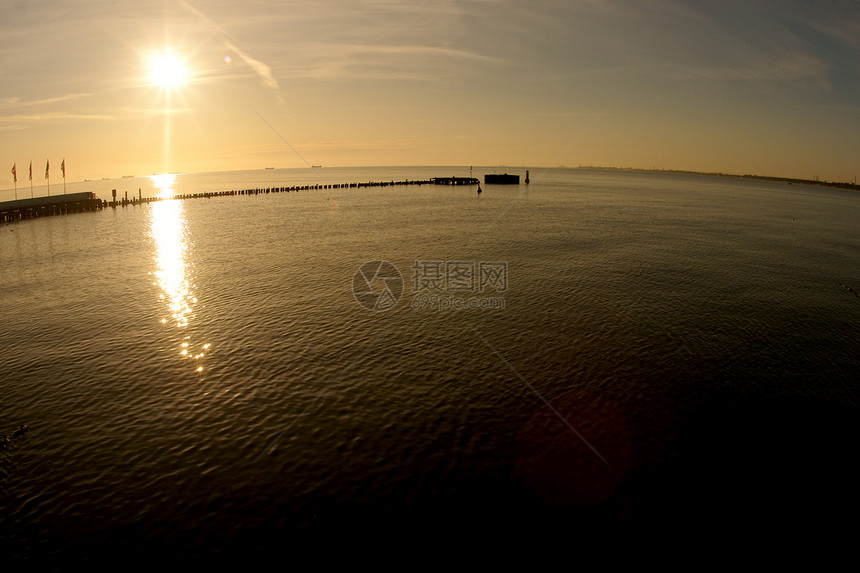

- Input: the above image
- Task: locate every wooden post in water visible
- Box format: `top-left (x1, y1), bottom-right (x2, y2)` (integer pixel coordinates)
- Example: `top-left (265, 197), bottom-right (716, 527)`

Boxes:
top-left (525, 170), bottom-right (530, 184)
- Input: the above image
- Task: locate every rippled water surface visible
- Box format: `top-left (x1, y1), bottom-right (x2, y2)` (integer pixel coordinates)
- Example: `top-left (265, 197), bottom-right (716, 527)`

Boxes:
top-left (1, 167), bottom-right (858, 558)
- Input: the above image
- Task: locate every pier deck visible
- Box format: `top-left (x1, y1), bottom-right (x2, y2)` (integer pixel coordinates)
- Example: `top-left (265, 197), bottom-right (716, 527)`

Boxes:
top-left (0, 192), bottom-right (104, 223)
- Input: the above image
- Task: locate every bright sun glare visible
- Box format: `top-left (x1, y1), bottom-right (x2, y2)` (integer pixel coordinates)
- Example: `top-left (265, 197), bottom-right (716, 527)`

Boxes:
top-left (149, 52), bottom-right (189, 88)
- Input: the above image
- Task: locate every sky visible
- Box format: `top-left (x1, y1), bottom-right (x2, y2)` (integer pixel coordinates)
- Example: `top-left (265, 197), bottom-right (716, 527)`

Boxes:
top-left (1, 0), bottom-right (859, 187)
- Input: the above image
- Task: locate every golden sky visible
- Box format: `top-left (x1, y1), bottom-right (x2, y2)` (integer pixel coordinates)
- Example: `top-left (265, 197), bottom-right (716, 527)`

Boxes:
top-left (1, 0), bottom-right (859, 187)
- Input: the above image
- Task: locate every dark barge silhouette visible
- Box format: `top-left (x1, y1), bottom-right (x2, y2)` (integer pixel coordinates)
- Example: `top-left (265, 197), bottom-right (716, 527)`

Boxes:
top-left (484, 173), bottom-right (520, 184)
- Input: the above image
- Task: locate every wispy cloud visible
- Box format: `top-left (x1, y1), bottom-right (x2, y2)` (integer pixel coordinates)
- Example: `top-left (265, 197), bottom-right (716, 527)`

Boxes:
top-left (504, 0), bottom-right (837, 89)
top-left (0, 92), bottom-right (158, 126)
top-left (659, 52), bottom-right (831, 83)
top-left (177, 0), bottom-right (285, 107)
top-left (278, 41), bottom-right (504, 81)
top-left (224, 41), bottom-right (280, 92)
top-left (0, 93), bottom-right (91, 110)
top-left (335, 43), bottom-right (503, 63)
top-left (174, 0), bottom-right (228, 33)
top-left (119, 107), bottom-right (195, 118)
top-left (0, 112), bottom-right (115, 123)
top-left (0, 102), bottom-right (192, 126)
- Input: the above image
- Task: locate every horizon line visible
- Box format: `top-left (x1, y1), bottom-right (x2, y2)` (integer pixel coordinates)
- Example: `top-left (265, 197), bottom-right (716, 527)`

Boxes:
top-left (1, 164), bottom-right (857, 195)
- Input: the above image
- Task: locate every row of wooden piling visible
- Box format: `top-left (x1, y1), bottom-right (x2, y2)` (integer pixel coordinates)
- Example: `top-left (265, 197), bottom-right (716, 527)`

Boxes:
top-left (106, 179), bottom-right (436, 208)
top-left (231, 178), bottom-right (439, 195)
top-left (110, 177), bottom-right (475, 206)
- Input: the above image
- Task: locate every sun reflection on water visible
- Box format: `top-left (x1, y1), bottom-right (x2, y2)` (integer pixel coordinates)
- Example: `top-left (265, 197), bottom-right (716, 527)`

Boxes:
top-left (151, 173), bottom-right (177, 199)
top-left (148, 174), bottom-right (208, 371)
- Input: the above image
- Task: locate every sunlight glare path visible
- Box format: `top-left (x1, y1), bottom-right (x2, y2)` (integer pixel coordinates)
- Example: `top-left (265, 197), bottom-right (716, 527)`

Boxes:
top-left (147, 174), bottom-right (209, 371)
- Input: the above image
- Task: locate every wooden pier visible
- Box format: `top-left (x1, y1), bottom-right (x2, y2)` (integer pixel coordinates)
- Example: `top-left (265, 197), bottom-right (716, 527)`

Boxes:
top-left (0, 192), bottom-right (103, 223)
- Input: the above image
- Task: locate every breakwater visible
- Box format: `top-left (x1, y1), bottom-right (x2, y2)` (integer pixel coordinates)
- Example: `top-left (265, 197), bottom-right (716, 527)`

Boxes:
top-left (108, 178), bottom-right (440, 207)
top-left (2, 176), bottom-right (483, 223)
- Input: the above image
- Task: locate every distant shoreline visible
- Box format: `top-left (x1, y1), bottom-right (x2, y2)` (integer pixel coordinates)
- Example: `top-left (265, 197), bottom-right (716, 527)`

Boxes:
top-left (568, 165), bottom-right (860, 192)
top-left (3, 165), bottom-right (857, 195)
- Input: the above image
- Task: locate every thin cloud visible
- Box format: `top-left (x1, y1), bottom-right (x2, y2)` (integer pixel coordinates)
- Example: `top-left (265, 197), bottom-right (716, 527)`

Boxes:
top-left (174, 0), bottom-right (224, 31)
top-left (224, 41), bottom-right (279, 91)
top-left (0, 93), bottom-right (91, 110)
top-left (176, 0), bottom-right (285, 107)
top-left (661, 52), bottom-right (831, 83)
top-left (119, 107), bottom-right (195, 118)
top-left (281, 42), bottom-right (505, 81)
top-left (336, 43), bottom-right (504, 63)
top-left (0, 112), bottom-right (115, 122)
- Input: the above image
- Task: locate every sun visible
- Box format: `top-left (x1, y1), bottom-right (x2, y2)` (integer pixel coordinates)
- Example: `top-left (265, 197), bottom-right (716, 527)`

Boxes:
top-left (149, 52), bottom-right (189, 88)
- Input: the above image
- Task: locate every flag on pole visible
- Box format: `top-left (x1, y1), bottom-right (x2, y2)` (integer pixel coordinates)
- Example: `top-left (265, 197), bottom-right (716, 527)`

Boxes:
top-left (29, 161), bottom-right (32, 181)
top-left (61, 159), bottom-right (65, 178)
top-left (45, 159), bottom-right (50, 179)
top-left (11, 163), bottom-right (16, 183)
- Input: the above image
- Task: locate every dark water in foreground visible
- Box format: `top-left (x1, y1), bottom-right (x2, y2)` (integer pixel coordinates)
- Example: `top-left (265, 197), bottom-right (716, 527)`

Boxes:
top-left (1, 167), bottom-right (858, 558)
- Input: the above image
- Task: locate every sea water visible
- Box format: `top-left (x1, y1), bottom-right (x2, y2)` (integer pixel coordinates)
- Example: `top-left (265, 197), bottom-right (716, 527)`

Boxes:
top-left (1, 167), bottom-right (857, 556)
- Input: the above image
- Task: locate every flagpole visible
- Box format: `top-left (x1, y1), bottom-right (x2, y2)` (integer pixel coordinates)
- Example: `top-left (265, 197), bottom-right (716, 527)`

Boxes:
top-left (46, 159), bottom-right (50, 196)
top-left (29, 160), bottom-right (33, 198)
top-left (62, 158), bottom-right (66, 194)
top-left (11, 163), bottom-right (17, 200)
